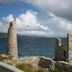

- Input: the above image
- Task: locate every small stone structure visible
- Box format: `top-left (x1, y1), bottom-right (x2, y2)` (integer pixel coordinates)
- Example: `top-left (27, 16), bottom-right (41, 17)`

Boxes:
top-left (7, 19), bottom-right (18, 60)
top-left (67, 33), bottom-right (72, 63)
top-left (55, 38), bottom-right (62, 61)
top-left (55, 33), bottom-right (72, 63)
top-left (55, 38), bottom-right (68, 61)
top-left (55, 61), bottom-right (72, 72)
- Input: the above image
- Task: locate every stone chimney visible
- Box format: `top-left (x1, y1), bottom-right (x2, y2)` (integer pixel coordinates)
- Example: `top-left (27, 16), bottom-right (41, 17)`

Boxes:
top-left (55, 38), bottom-right (62, 60)
top-left (56, 38), bottom-right (62, 47)
top-left (7, 19), bottom-right (18, 60)
top-left (67, 33), bottom-right (72, 63)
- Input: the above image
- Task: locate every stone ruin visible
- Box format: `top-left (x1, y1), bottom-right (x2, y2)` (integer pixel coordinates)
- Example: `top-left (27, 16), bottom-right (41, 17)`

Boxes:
top-left (55, 38), bottom-right (63, 61)
top-left (67, 33), bottom-right (72, 63)
top-left (0, 19), bottom-right (72, 72)
top-left (55, 33), bottom-right (72, 63)
top-left (7, 19), bottom-right (72, 64)
top-left (7, 19), bottom-right (18, 60)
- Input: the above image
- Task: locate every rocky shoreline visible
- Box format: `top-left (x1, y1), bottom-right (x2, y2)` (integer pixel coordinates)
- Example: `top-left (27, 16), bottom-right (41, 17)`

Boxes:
top-left (18, 56), bottom-right (72, 72)
top-left (0, 54), bottom-right (72, 72)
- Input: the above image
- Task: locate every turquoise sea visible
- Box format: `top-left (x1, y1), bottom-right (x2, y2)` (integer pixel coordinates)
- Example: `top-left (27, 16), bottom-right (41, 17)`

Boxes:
top-left (0, 36), bottom-right (66, 58)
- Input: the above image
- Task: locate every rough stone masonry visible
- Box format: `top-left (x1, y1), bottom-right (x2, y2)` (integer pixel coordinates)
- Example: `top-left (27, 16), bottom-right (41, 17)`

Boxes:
top-left (67, 33), bottom-right (72, 63)
top-left (7, 19), bottom-right (18, 60)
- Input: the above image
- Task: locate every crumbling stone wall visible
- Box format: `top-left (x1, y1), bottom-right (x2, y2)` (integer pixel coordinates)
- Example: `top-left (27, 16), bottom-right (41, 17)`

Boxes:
top-left (55, 61), bottom-right (72, 72)
top-left (55, 33), bottom-right (72, 62)
top-left (7, 19), bottom-right (18, 60)
top-left (55, 38), bottom-right (63, 61)
top-left (55, 38), bottom-right (68, 61)
top-left (67, 33), bottom-right (72, 63)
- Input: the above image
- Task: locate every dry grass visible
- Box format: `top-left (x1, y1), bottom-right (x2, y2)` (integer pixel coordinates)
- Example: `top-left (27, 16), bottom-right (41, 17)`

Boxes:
top-left (16, 63), bottom-right (47, 72)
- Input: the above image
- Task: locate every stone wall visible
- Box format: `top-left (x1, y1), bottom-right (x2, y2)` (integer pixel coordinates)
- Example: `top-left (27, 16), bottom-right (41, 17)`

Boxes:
top-left (62, 45), bottom-right (68, 61)
top-left (67, 33), bottom-right (72, 63)
top-left (8, 19), bottom-right (18, 60)
top-left (55, 61), bottom-right (72, 72)
top-left (19, 56), bottom-right (72, 72)
top-left (55, 37), bottom-right (68, 61)
top-left (55, 38), bottom-right (63, 61)
top-left (0, 61), bottom-right (23, 72)
top-left (38, 57), bottom-right (55, 70)
top-left (55, 33), bottom-right (72, 63)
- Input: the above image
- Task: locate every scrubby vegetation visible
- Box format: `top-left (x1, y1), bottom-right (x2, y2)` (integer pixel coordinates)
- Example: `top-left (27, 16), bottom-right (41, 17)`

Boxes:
top-left (0, 54), bottom-right (14, 65)
top-left (16, 63), bottom-right (61, 72)
top-left (0, 54), bottom-right (12, 61)
top-left (16, 63), bottom-right (48, 72)
top-left (0, 55), bottom-right (61, 72)
top-left (0, 54), bottom-right (11, 61)
top-left (50, 68), bottom-right (60, 72)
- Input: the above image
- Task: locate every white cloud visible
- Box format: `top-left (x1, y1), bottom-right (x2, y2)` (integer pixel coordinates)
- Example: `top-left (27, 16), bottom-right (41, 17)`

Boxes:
top-left (0, 10), bottom-right (72, 37)
top-left (49, 12), bottom-right (72, 33)
top-left (2, 14), bottom-right (14, 23)
top-left (0, 14), bottom-right (14, 33)
top-left (16, 11), bottom-right (52, 31)
top-left (24, 0), bottom-right (71, 11)
top-left (0, 10), bottom-right (54, 37)
top-left (0, 21), bottom-right (2, 26)
top-left (24, 0), bottom-right (72, 21)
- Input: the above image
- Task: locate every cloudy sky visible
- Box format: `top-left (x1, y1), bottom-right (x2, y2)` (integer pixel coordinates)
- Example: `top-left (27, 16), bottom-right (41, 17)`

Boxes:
top-left (0, 0), bottom-right (72, 37)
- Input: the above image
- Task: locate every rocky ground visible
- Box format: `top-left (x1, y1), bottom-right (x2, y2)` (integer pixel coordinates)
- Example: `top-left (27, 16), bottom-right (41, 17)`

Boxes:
top-left (0, 54), bottom-right (72, 72)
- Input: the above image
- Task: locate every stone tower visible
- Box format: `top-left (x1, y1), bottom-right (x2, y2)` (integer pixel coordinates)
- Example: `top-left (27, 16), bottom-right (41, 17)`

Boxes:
top-left (55, 38), bottom-right (62, 60)
top-left (67, 33), bottom-right (72, 63)
top-left (55, 37), bottom-right (68, 61)
top-left (8, 19), bottom-right (18, 60)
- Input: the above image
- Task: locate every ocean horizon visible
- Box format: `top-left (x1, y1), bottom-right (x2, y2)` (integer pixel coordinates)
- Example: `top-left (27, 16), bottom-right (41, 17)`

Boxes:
top-left (0, 36), bottom-right (67, 59)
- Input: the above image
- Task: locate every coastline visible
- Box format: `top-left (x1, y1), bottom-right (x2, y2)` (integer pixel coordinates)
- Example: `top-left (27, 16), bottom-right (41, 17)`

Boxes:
top-left (18, 56), bottom-right (72, 72)
top-left (0, 54), bottom-right (72, 72)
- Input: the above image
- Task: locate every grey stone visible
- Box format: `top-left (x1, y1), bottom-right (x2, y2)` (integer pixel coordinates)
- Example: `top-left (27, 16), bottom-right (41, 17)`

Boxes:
top-left (55, 61), bottom-right (72, 72)
top-left (7, 19), bottom-right (18, 60)
top-left (0, 61), bottom-right (23, 72)
top-left (67, 33), bottom-right (72, 63)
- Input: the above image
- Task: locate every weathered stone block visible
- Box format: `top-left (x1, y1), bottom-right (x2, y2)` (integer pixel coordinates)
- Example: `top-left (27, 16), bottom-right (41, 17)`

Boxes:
top-left (55, 61), bottom-right (72, 72)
